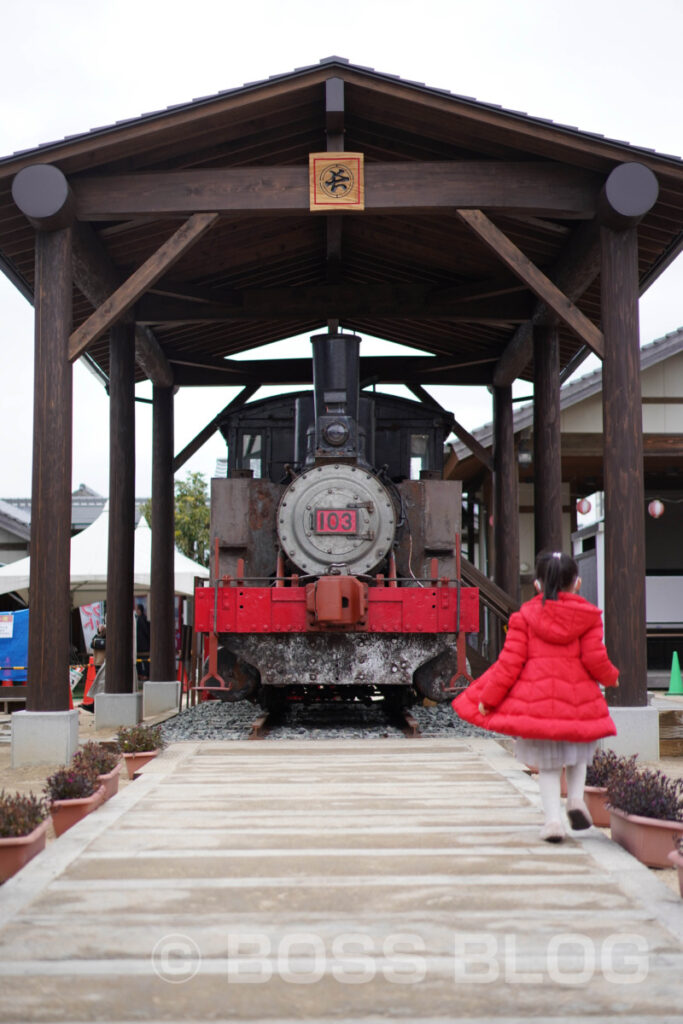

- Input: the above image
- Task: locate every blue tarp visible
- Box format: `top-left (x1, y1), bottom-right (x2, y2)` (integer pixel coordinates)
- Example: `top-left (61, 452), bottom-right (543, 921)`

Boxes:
top-left (0, 609), bottom-right (28, 682)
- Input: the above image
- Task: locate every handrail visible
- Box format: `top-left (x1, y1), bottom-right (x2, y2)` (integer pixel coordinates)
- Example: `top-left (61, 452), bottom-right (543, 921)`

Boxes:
top-left (460, 556), bottom-right (519, 621)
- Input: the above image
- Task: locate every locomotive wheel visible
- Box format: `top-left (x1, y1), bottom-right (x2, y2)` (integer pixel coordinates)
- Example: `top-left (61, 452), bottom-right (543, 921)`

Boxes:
top-left (413, 645), bottom-right (463, 703)
top-left (201, 646), bottom-right (260, 702)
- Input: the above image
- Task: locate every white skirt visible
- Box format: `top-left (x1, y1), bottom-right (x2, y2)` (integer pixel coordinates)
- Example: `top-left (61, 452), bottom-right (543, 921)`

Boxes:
top-left (514, 738), bottom-right (598, 770)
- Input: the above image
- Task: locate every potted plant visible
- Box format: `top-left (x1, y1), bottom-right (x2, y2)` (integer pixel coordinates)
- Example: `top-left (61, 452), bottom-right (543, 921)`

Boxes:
top-left (667, 835), bottom-right (683, 897)
top-left (607, 762), bottom-right (683, 868)
top-left (71, 742), bottom-right (122, 802)
top-left (44, 766), bottom-right (104, 837)
top-left (584, 750), bottom-right (638, 827)
top-left (0, 791), bottom-right (50, 882)
top-left (116, 724), bottom-right (166, 778)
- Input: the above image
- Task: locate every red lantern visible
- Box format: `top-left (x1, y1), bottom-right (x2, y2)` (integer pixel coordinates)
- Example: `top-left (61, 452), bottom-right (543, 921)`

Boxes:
top-left (576, 498), bottom-right (591, 515)
top-left (648, 499), bottom-right (665, 519)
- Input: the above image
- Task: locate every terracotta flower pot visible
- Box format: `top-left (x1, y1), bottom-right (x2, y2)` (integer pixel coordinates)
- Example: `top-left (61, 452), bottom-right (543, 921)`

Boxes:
top-left (609, 806), bottom-right (683, 868)
top-left (583, 786), bottom-right (610, 827)
top-left (667, 849), bottom-right (683, 897)
top-left (97, 761), bottom-right (122, 802)
top-left (50, 786), bottom-right (105, 837)
top-left (0, 818), bottom-right (49, 883)
top-left (122, 750), bottom-right (159, 779)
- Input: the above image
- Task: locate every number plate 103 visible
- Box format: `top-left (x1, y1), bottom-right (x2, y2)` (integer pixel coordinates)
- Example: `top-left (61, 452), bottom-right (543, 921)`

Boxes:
top-left (314, 509), bottom-right (358, 534)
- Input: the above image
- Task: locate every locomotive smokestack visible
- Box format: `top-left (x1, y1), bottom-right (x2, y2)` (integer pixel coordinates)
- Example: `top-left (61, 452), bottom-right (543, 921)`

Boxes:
top-left (311, 332), bottom-right (361, 460)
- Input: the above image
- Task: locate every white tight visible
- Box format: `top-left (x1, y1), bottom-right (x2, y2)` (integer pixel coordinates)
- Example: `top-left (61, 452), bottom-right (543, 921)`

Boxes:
top-left (537, 763), bottom-right (587, 822)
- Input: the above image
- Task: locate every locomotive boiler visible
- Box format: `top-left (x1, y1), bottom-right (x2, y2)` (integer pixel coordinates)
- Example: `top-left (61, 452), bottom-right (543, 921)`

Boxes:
top-left (194, 332), bottom-right (479, 707)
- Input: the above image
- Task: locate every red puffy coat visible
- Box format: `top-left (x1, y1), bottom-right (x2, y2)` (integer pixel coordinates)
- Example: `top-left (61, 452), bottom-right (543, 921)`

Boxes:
top-left (452, 592), bottom-right (619, 742)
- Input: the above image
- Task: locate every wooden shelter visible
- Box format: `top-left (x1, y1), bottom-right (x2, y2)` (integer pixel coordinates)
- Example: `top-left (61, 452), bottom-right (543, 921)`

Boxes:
top-left (0, 56), bottom-right (682, 715)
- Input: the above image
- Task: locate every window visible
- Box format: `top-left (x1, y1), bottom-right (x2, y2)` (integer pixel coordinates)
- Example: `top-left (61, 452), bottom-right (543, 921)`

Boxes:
top-left (241, 433), bottom-right (263, 479)
top-left (410, 433), bottom-right (429, 479)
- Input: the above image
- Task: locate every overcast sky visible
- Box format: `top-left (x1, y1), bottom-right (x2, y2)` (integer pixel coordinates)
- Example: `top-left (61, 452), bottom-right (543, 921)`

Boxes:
top-left (1, 0), bottom-right (681, 498)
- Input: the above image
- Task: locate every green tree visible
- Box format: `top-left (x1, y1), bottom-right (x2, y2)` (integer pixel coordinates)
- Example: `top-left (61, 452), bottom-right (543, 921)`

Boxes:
top-left (140, 472), bottom-right (210, 567)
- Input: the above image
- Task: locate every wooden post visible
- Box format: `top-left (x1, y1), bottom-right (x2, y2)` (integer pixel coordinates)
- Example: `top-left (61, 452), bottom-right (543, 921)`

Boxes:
top-left (105, 322), bottom-right (136, 694)
top-left (533, 324), bottom-right (563, 553)
top-left (493, 386), bottom-right (520, 605)
top-left (151, 386), bottom-right (176, 681)
top-left (601, 225), bottom-right (647, 706)
top-left (26, 227), bottom-right (73, 711)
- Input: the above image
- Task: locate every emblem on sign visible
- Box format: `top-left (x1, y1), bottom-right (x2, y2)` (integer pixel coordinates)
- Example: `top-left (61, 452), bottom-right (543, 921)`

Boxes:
top-left (309, 153), bottom-right (364, 211)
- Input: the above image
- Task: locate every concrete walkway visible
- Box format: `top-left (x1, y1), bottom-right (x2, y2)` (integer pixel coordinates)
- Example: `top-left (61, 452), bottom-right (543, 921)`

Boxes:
top-left (0, 737), bottom-right (681, 1023)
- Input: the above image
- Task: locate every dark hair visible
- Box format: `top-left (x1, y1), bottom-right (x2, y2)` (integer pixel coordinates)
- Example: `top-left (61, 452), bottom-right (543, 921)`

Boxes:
top-left (535, 551), bottom-right (579, 603)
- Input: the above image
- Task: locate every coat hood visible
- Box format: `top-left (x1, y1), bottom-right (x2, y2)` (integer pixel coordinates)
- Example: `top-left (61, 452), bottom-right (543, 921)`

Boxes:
top-left (520, 592), bottom-right (603, 644)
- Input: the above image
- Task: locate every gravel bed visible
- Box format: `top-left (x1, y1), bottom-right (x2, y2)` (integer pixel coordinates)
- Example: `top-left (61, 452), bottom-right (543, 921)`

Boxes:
top-left (160, 698), bottom-right (494, 742)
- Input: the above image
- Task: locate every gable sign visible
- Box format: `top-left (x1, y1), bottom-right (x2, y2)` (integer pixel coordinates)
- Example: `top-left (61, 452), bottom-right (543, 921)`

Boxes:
top-left (309, 153), bottom-right (365, 211)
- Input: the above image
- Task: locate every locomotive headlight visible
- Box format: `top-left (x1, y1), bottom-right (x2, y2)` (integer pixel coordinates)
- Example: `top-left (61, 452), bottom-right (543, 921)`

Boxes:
top-left (323, 421), bottom-right (349, 447)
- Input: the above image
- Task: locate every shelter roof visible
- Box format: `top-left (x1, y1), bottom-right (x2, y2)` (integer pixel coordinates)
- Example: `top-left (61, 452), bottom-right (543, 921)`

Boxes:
top-left (1, 56), bottom-right (682, 385)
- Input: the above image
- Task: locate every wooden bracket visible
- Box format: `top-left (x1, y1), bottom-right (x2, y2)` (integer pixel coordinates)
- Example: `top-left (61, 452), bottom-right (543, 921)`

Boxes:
top-left (68, 212), bottom-right (218, 361)
top-left (457, 208), bottom-right (604, 360)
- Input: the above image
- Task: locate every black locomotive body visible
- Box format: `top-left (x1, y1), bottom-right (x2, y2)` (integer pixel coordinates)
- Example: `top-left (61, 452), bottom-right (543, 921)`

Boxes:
top-left (194, 332), bottom-right (479, 706)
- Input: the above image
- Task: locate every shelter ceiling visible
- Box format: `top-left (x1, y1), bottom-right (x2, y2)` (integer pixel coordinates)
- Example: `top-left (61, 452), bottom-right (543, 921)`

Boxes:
top-left (0, 59), bottom-right (681, 386)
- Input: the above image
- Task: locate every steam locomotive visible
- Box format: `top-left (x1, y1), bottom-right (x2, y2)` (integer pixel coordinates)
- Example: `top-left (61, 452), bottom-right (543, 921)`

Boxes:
top-left (194, 332), bottom-right (479, 708)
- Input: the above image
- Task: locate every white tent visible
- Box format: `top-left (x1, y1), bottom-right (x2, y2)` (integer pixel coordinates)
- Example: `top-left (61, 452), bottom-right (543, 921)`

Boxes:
top-left (0, 505), bottom-right (208, 606)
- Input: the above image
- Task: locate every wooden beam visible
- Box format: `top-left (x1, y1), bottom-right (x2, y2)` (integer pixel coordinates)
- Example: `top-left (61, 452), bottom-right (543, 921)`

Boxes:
top-left (105, 322), bottom-right (136, 695)
top-left (533, 324), bottom-right (562, 552)
top-left (560, 433), bottom-right (683, 458)
top-left (493, 386), bottom-right (520, 604)
top-left (598, 162), bottom-right (659, 230)
top-left (136, 285), bottom-right (533, 324)
top-left (173, 385), bottom-right (259, 472)
top-left (12, 164), bottom-right (75, 231)
top-left (27, 227), bottom-right (73, 712)
top-left (449, 420), bottom-right (494, 472)
top-left (457, 209), bottom-right (604, 359)
top-left (495, 219), bottom-right (602, 386)
top-left (72, 221), bottom-right (174, 386)
top-left (326, 77), bottom-right (344, 285)
top-left (150, 386), bottom-right (176, 682)
top-left (406, 381), bottom-right (494, 471)
top-left (167, 354), bottom-right (494, 388)
top-left (325, 77), bottom-right (345, 142)
top-left (72, 163), bottom-right (600, 219)
top-left (601, 224), bottom-right (647, 707)
top-left (68, 213), bottom-right (218, 361)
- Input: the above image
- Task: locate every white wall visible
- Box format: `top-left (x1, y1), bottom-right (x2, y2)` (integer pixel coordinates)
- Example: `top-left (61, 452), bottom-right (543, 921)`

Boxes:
top-left (560, 352), bottom-right (683, 433)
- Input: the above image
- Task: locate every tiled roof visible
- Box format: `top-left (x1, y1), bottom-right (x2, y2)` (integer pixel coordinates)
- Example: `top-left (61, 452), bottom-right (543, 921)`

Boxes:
top-left (2, 56), bottom-right (681, 167)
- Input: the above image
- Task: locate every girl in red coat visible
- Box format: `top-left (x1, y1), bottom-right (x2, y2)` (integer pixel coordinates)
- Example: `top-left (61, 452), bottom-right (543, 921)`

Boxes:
top-left (452, 551), bottom-right (619, 843)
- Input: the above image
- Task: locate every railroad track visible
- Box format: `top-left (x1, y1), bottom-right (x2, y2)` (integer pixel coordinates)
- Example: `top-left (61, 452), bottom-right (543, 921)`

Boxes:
top-left (246, 700), bottom-right (422, 740)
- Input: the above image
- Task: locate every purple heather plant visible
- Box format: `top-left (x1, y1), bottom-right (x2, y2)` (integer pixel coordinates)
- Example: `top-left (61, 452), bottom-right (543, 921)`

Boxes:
top-left (44, 766), bottom-right (98, 803)
top-left (585, 750), bottom-right (638, 788)
top-left (71, 741), bottom-right (120, 777)
top-left (607, 764), bottom-right (683, 822)
top-left (0, 790), bottom-right (48, 837)
top-left (116, 724), bottom-right (165, 753)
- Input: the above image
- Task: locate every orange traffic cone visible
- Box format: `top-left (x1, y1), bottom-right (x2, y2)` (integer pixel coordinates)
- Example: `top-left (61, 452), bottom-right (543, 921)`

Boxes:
top-left (81, 657), bottom-right (96, 711)
top-left (177, 660), bottom-right (189, 693)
